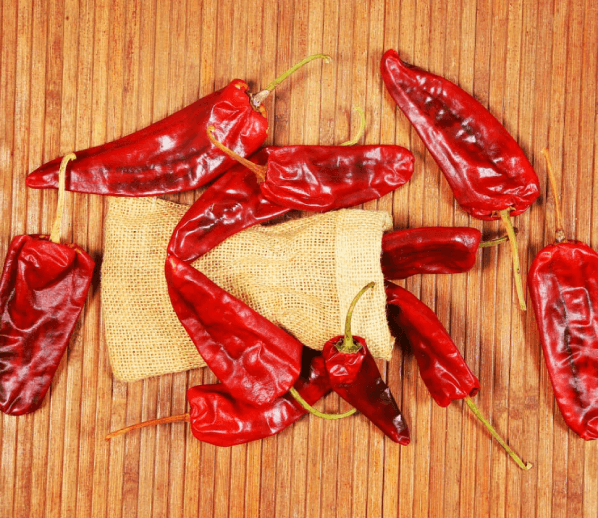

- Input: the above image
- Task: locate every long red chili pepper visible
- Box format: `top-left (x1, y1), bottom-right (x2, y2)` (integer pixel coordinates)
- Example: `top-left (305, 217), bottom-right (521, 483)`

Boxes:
top-left (0, 155), bottom-right (95, 415)
top-left (321, 283), bottom-right (410, 444)
top-left (527, 150), bottom-right (598, 440)
top-left (26, 54), bottom-right (329, 197)
top-left (380, 49), bottom-right (540, 310)
top-left (207, 127), bottom-right (414, 213)
top-left (106, 347), bottom-right (332, 446)
top-left (385, 281), bottom-right (531, 469)
top-left (165, 255), bottom-right (303, 407)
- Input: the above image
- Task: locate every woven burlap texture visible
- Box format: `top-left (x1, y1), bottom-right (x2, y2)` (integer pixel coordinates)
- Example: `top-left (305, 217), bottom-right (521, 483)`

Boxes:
top-left (102, 196), bottom-right (394, 382)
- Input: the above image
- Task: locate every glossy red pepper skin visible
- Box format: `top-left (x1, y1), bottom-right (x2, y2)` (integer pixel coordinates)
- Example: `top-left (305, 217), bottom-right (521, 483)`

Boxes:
top-left (380, 49), bottom-right (540, 221)
top-left (165, 255), bottom-right (302, 408)
top-left (168, 150), bottom-right (291, 264)
top-left (322, 335), bottom-right (410, 444)
top-left (0, 235), bottom-right (94, 415)
top-left (258, 145), bottom-right (414, 212)
top-left (385, 282), bottom-right (479, 407)
top-left (187, 348), bottom-right (330, 446)
top-left (26, 80), bottom-right (268, 196)
top-left (528, 241), bottom-right (598, 440)
top-left (381, 227), bottom-right (482, 279)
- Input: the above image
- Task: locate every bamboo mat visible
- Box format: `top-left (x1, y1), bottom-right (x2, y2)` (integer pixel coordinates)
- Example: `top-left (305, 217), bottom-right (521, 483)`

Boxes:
top-left (1, 0), bottom-right (597, 517)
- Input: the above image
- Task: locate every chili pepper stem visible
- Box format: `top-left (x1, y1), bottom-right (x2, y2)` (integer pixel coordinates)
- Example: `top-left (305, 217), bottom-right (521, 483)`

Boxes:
top-left (499, 209), bottom-right (527, 311)
top-left (479, 231), bottom-right (518, 248)
top-left (340, 107), bottom-right (366, 146)
top-left (289, 387), bottom-right (356, 420)
top-left (541, 148), bottom-right (567, 244)
top-left (207, 126), bottom-right (267, 182)
top-left (336, 282), bottom-right (375, 353)
top-left (49, 153), bottom-right (77, 244)
top-left (251, 54), bottom-right (332, 109)
top-left (464, 396), bottom-right (532, 470)
top-left (105, 413), bottom-right (190, 440)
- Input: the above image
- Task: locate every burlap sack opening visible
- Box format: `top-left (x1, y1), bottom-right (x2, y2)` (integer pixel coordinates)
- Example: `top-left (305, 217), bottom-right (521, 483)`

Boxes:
top-left (101, 197), bottom-right (394, 382)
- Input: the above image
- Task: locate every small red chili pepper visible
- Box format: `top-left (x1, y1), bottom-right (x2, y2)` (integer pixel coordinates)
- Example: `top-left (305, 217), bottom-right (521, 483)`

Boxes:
top-left (26, 54), bottom-right (330, 197)
top-left (106, 347), bottom-right (332, 446)
top-left (322, 283), bottom-right (410, 445)
top-left (527, 150), bottom-right (598, 441)
top-left (165, 255), bottom-right (303, 407)
top-left (0, 155), bottom-right (95, 415)
top-left (385, 281), bottom-right (531, 469)
top-left (167, 149), bottom-right (291, 264)
top-left (380, 49), bottom-right (540, 310)
top-left (207, 127), bottom-right (414, 213)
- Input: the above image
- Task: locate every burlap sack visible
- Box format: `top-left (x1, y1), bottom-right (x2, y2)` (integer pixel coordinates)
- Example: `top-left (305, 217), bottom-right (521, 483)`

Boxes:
top-left (102, 197), bottom-right (394, 381)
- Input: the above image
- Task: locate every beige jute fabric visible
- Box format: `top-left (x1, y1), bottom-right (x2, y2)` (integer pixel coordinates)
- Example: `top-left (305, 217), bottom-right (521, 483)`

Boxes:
top-left (102, 196), bottom-right (394, 382)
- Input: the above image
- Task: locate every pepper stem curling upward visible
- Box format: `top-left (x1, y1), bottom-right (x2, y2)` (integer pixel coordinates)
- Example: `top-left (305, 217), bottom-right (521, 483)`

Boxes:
top-left (251, 53), bottom-right (332, 109)
top-left (541, 148), bottom-right (567, 244)
top-left (289, 387), bottom-right (356, 420)
top-left (478, 230), bottom-right (517, 248)
top-left (499, 209), bottom-right (527, 311)
top-left (105, 413), bottom-right (190, 440)
top-left (207, 126), bottom-right (267, 182)
top-left (49, 153), bottom-right (77, 244)
top-left (340, 107), bottom-right (366, 146)
top-left (335, 282), bottom-right (375, 354)
top-left (464, 396), bottom-right (532, 470)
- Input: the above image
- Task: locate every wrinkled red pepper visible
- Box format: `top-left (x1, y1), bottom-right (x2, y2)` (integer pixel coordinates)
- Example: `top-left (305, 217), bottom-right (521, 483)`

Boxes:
top-left (106, 347), bottom-right (331, 446)
top-left (165, 255), bottom-right (302, 407)
top-left (322, 283), bottom-right (410, 444)
top-left (208, 128), bottom-right (414, 213)
top-left (381, 227), bottom-right (482, 279)
top-left (27, 54), bottom-right (330, 197)
top-left (380, 49), bottom-right (540, 310)
top-left (527, 149), bottom-right (598, 441)
top-left (385, 281), bottom-right (531, 469)
top-left (0, 156), bottom-right (95, 415)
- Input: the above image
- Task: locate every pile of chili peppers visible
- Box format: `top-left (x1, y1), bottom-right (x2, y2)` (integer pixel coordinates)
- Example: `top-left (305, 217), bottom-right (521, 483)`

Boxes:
top-left (8, 47), bottom-right (593, 471)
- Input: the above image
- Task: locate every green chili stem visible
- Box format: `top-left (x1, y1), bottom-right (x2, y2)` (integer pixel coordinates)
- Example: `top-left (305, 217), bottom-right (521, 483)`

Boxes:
top-left (464, 397), bottom-right (532, 470)
top-left (251, 53), bottom-right (332, 108)
top-left (541, 148), bottom-right (567, 244)
top-left (499, 209), bottom-right (527, 311)
top-left (49, 153), bottom-right (77, 244)
top-left (289, 387), bottom-right (356, 420)
top-left (207, 125), bottom-right (267, 182)
top-left (335, 282), bottom-right (375, 353)
top-left (105, 413), bottom-right (190, 441)
top-left (340, 107), bottom-right (366, 146)
top-left (479, 235), bottom-right (510, 248)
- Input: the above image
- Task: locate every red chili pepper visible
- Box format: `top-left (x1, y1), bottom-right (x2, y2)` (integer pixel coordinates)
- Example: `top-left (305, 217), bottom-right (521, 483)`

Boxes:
top-left (321, 283), bottom-right (410, 444)
top-left (26, 55), bottom-right (330, 197)
top-left (165, 255), bottom-right (303, 407)
top-left (106, 347), bottom-right (332, 446)
top-left (207, 128), bottom-right (414, 213)
top-left (527, 150), bottom-right (598, 441)
top-left (0, 156), bottom-right (94, 415)
top-left (381, 227), bottom-right (482, 279)
top-left (167, 150), bottom-right (291, 264)
top-left (380, 49), bottom-right (540, 310)
top-left (385, 281), bottom-right (531, 469)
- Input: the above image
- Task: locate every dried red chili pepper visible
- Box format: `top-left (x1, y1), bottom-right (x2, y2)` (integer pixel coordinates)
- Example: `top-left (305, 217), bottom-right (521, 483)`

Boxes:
top-left (0, 155), bottom-right (95, 415)
top-left (321, 283), bottom-right (410, 444)
top-left (167, 150), bottom-right (291, 264)
top-left (106, 347), bottom-right (332, 446)
top-left (207, 127), bottom-right (414, 213)
top-left (165, 255), bottom-right (302, 407)
top-left (380, 49), bottom-right (540, 310)
top-left (26, 54), bottom-right (329, 197)
top-left (527, 150), bottom-right (598, 441)
top-left (385, 281), bottom-right (531, 469)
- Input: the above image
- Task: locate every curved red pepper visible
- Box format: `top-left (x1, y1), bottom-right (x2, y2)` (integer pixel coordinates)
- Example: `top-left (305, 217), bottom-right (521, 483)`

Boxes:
top-left (0, 235), bottom-right (94, 415)
top-left (385, 282), bottom-right (479, 406)
top-left (528, 241), bottom-right (598, 440)
top-left (165, 255), bottom-right (303, 407)
top-left (26, 80), bottom-right (268, 197)
top-left (380, 49), bottom-right (540, 221)
top-left (381, 227), bottom-right (482, 279)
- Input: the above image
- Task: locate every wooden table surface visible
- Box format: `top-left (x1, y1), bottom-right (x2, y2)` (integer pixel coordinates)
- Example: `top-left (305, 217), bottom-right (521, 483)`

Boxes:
top-left (1, 0), bottom-right (597, 517)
